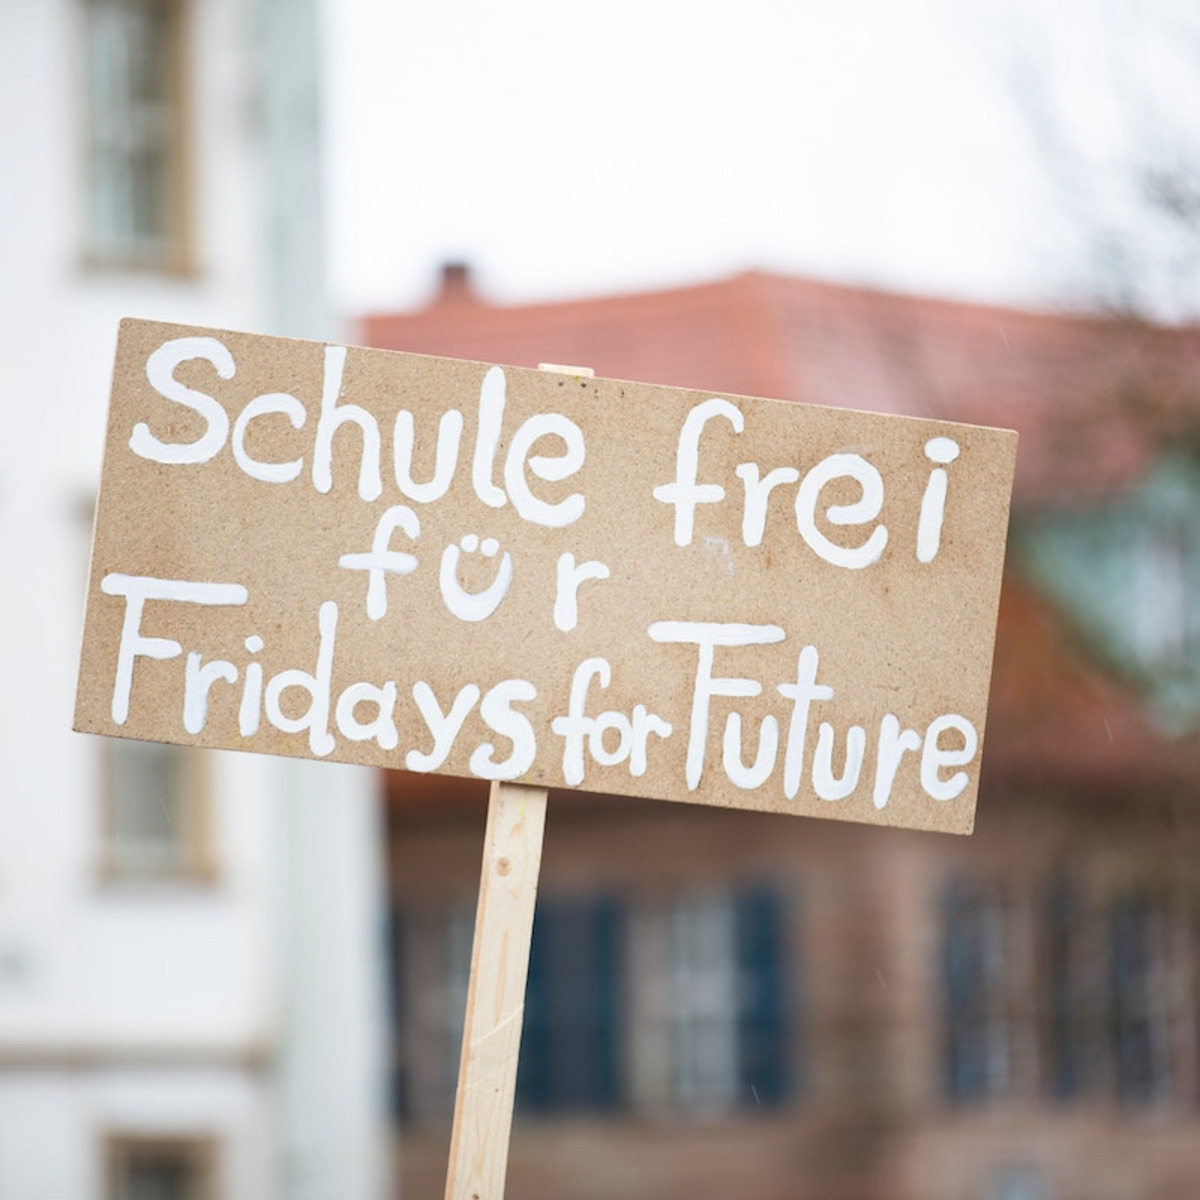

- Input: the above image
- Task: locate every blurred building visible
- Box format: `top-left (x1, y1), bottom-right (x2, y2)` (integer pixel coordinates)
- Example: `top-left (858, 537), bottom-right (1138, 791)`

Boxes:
top-left (364, 266), bottom-right (1200, 1200)
top-left (0, 3), bottom-right (388, 1198)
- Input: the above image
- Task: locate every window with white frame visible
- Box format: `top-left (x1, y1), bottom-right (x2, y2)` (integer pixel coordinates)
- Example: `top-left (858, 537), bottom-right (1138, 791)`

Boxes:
top-left (106, 1134), bottom-right (215, 1200)
top-left (395, 904), bottom-right (474, 1121)
top-left (1044, 872), bottom-right (1103, 1100)
top-left (628, 887), bottom-right (789, 1116)
top-left (83, 0), bottom-right (190, 271)
top-left (1109, 893), bottom-right (1172, 1105)
top-left (669, 891), bottom-right (742, 1112)
top-left (942, 879), bottom-right (1022, 1101)
top-left (102, 739), bottom-right (212, 882)
top-left (518, 897), bottom-right (623, 1112)
top-left (948, 865), bottom-right (1198, 1111)
top-left (984, 1162), bottom-right (1049, 1200)
top-left (1133, 526), bottom-right (1190, 667)
top-left (394, 886), bottom-right (791, 1123)
top-left (1043, 872), bottom-right (1184, 1108)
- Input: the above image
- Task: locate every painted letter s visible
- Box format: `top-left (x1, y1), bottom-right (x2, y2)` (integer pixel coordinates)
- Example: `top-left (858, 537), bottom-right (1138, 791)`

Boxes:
top-left (130, 337), bottom-right (234, 465)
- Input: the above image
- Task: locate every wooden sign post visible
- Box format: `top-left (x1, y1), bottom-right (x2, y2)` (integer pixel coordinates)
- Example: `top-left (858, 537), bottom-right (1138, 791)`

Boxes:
top-left (443, 365), bottom-right (587, 1200)
top-left (445, 779), bottom-right (546, 1200)
top-left (75, 320), bottom-right (1018, 1199)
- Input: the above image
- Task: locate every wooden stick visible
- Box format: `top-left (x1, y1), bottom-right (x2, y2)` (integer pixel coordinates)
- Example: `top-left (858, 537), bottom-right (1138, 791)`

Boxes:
top-left (443, 780), bottom-right (548, 1200)
top-left (443, 362), bottom-right (590, 1200)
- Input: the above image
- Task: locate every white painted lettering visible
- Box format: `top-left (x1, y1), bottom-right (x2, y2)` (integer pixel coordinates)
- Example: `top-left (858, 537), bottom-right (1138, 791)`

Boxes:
top-left (873, 713), bottom-right (922, 809)
top-left (551, 658), bottom-right (672, 783)
top-left (653, 398), bottom-right (744, 546)
top-left (239, 635), bottom-right (264, 737)
top-left (648, 620), bottom-right (785, 789)
top-left (312, 345), bottom-right (382, 501)
top-left (101, 573), bottom-right (248, 725)
top-left (263, 599), bottom-right (337, 756)
top-left (393, 408), bottom-right (462, 503)
top-left (735, 462), bottom-right (800, 547)
top-left (920, 713), bottom-right (977, 800)
top-left (406, 681), bottom-right (481, 772)
top-left (629, 705), bottom-right (672, 777)
top-left (795, 453), bottom-right (888, 569)
top-left (812, 722), bottom-right (866, 801)
top-left (722, 712), bottom-right (779, 789)
top-left (335, 681), bottom-right (400, 750)
top-left (552, 657), bottom-right (612, 785)
top-left (338, 505), bottom-right (420, 620)
top-left (504, 413), bottom-right (586, 527)
top-left (472, 366), bottom-right (508, 508)
top-left (130, 337), bottom-right (234, 464)
top-left (470, 679), bottom-right (538, 780)
top-left (232, 392), bottom-right (306, 483)
top-left (776, 645), bottom-right (833, 800)
top-left (917, 437), bottom-right (960, 563)
top-left (183, 652), bottom-right (237, 734)
top-left (553, 552), bottom-right (610, 632)
top-left (439, 534), bottom-right (512, 622)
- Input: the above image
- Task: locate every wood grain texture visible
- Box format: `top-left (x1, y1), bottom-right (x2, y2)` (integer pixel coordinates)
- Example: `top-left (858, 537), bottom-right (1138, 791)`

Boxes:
top-left (443, 780), bottom-right (548, 1200)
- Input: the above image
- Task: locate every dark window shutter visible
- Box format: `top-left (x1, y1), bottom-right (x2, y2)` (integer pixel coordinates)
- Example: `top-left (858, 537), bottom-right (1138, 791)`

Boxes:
top-left (519, 897), bottom-right (623, 1113)
top-left (735, 887), bottom-right (790, 1106)
top-left (942, 880), bottom-right (986, 1101)
top-left (388, 903), bottom-right (408, 1121)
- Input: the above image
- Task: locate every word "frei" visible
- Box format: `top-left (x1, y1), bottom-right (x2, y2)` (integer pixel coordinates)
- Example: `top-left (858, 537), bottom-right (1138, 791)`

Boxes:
top-left (653, 397), bottom-right (960, 566)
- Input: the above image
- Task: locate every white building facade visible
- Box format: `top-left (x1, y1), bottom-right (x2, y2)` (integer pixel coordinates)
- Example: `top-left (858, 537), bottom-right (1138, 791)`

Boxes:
top-left (0, 2), bottom-right (389, 1197)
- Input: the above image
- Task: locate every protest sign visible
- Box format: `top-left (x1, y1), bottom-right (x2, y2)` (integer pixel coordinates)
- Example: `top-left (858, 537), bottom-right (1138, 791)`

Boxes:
top-left (75, 318), bottom-right (1017, 835)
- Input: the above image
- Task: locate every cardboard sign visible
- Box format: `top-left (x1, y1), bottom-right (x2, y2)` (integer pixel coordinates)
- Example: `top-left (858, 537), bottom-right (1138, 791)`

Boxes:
top-left (74, 319), bottom-right (1017, 834)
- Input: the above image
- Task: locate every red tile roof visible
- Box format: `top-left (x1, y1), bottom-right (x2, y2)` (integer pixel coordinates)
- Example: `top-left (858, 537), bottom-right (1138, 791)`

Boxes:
top-left (362, 267), bottom-right (1200, 510)
top-left (361, 267), bottom-right (1200, 795)
top-left (984, 577), bottom-right (1200, 790)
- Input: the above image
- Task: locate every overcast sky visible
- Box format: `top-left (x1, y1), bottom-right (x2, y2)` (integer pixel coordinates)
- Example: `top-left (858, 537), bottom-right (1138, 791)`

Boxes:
top-left (321, 0), bottom-right (1198, 319)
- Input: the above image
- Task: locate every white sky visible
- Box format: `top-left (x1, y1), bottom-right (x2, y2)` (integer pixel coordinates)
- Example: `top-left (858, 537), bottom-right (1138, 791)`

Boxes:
top-left (321, 0), bottom-right (1197, 318)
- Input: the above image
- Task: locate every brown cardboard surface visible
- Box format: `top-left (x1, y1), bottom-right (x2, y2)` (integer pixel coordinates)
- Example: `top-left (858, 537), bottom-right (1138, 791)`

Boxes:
top-left (74, 318), bottom-right (1017, 834)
